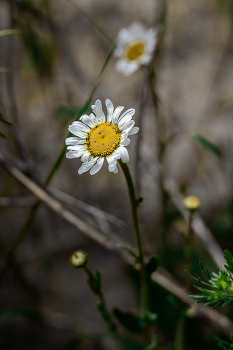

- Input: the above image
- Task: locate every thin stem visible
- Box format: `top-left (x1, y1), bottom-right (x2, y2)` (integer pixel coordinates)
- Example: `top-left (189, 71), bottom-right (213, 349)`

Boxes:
top-left (118, 160), bottom-right (147, 319)
top-left (185, 210), bottom-right (194, 290)
top-left (83, 265), bottom-right (126, 349)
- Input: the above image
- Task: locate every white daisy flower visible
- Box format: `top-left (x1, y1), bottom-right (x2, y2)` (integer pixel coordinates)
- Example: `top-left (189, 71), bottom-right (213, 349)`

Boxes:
top-left (65, 99), bottom-right (139, 175)
top-left (114, 22), bottom-right (159, 76)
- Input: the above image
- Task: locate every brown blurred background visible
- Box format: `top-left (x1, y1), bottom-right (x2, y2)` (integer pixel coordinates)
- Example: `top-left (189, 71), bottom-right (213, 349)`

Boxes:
top-left (0, 0), bottom-right (233, 349)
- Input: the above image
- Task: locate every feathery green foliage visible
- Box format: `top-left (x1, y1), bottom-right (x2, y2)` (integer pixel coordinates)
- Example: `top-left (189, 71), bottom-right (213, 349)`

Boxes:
top-left (186, 250), bottom-right (233, 309)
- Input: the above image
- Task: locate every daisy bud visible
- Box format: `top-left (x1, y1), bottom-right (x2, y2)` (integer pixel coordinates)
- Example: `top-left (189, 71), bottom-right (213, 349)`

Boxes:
top-left (183, 196), bottom-right (201, 212)
top-left (69, 250), bottom-right (88, 268)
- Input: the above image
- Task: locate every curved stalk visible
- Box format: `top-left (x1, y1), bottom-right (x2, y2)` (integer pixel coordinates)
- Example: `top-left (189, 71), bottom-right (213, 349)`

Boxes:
top-left (83, 265), bottom-right (127, 350)
top-left (118, 160), bottom-right (148, 319)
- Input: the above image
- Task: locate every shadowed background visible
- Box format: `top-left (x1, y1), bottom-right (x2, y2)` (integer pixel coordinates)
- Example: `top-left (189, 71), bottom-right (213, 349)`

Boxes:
top-left (0, 0), bottom-right (233, 349)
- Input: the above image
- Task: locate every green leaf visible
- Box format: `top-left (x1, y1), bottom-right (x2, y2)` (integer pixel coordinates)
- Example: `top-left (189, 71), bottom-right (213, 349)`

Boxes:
top-left (0, 29), bottom-right (21, 37)
top-left (199, 261), bottom-right (211, 279)
top-left (95, 270), bottom-right (102, 290)
top-left (145, 311), bottom-right (158, 324)
top-left (145, 255), bottom-right (159, 277)
top-left (118, 245), bottom-right (140, 264)
top-left (145, 337), bottom-right (159, 350)
top-left (87, 278), bottom-right (98, 295)
top-left (0, 131), bottom-right (5, 138)
top-left (19, 20), bottom-right (57, 78)
top-left (224, 250), bottom-right (233, 274)
top-left (215, 337), bottom-right (233, 350)
top-left (52, 105), bottom-right (92, 126)
top-left (0, 114), bottom-right (13, 126)
top-left (0, 307), bottom-right (41, 326)
top-left (136, 197), bottom-right (143, 207)
top-left (97, 303), bottom-right (111, 324)
top-left (113, 308), bottom-right (142, 333)
top-left (192, 134), bottom-right (222, 158)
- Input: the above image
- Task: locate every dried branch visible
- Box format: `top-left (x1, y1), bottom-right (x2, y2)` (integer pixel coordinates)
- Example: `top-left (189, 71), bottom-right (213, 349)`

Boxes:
top-left (140, 145), bottom-right (225, 270)
top-left (49, 187), bottom-right (126, 229)
top-left (0, 151), bottom-right (127, 252)
top-left (1, 151), bottom-right (231, 337)
top-left (153, 267), bottom-right (233, 338)
top-left (164, 177), bottom-right (225, 270)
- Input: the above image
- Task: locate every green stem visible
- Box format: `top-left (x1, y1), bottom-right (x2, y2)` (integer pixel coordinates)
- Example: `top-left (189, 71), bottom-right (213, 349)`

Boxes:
top-left (118, 160), bottom-right (147, 319)
top-left (83, 265), bottom-right (126, 350)
top-left (185, 210), bottom-right (194, 290)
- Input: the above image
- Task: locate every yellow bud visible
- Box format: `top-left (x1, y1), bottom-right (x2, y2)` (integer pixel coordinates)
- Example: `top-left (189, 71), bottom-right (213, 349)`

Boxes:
top-left (69, 250), bottom-right (88, 268)
top-left (183, 196), bottom-right (201, 211)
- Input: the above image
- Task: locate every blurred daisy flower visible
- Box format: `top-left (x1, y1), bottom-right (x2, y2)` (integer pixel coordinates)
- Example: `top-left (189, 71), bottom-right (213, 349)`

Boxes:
top-left (114, 22), bottom-right (159, 76)
top-left (65, 99), bottom-right (139, 175)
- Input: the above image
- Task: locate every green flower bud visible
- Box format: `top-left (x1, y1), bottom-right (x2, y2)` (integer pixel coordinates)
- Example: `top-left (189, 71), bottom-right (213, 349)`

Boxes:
top-left (69, 250), bottom-right (88, 268)
top-left (183, 195), bottom-right (201, 211)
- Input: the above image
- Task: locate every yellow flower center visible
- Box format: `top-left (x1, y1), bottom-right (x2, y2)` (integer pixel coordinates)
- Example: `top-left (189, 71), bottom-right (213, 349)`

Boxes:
top-left (86, 122), bottom-right (122, 157)
top-left (125, 40), bottom-right (146, 62)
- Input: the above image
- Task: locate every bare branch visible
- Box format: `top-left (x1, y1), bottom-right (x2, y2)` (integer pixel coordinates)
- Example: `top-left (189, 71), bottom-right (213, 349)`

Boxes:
top-left (49, 187), bottom-right (126, 229)
top-left (153, 267), bottom-right (233, 338)
top-left (140, 145), bottom-right (225, 270)
top-left (0, 151), bottom-right (231, 337)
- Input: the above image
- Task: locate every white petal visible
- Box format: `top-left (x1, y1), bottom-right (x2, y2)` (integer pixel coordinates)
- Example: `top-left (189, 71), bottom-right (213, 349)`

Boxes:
top-left (105, 99), bottom-right (114, 122)
top-left (80, 114), bottom-right (96, 128)
top-left (128, 127), bottom-right (139, 135)
top-left (91, 103), bottom-right (105, 122)
top-left (81, 152), bottom-right (91, 162)
top-left (90, 158), bottom-right (104, 175)
top-left (116, 59), bottom-right (139, 77)
top-left (68, 125), bottom-right (88, 138)
top-left (121, 138), bottom-right (130, 146)
top-left (66, 150), bottom-right (85, 159)
top-left (118, 146), bottom-right (129, 163)
top-left (112, 150), bottom-right (121, 160)
top-left (113, 165), bottom-right (118, 174)
top-left (67, 145), bottom-right (86, 151)
top-left (78, 158), bottom-right (97, 175)
top-left (128, 22), bottom-right (145, 37)
top-left (95, 100), bottom-right (102, 110)
top-left (140, 53), bottom-right (152, 65)
top-left (119, 120), bottom-right (135, 133)
top-left (106, 156), bottom-right (117, 172)
top-left (65, 137), bottom-right (84, 146)
top-left (112, 106), bottom-right (124, 123)
top-left (118, 108), bottom-right (135, 124)
top-left (115, 29), bottom-right (132, 56)
top-left (71, 121), bottom-right (90, 132)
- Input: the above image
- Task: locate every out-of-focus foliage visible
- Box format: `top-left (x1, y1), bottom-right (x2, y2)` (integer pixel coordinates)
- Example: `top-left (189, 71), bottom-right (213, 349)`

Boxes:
top-left (214, 0), bottom-right (233, 30)
top-left (216, 336), bottom-right (233, 350)
top-left (192, 134), bottom-right (222, 159)
top-left (0, 307), bottom-right (41, 326)
top-left (0, 113), bottom-right (13, 138)
top-left (13, 0), bottom-right (58, 78)
top-left (212, 199), bottom-right (233, 239)
top-left (52, 105), bottom-right (92, 127)
top-left (0, 29), bottom-right (21, 37)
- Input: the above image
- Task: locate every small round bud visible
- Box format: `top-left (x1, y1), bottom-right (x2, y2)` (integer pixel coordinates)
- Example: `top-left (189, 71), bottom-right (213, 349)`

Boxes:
top-left (183, 196), bottom-right (201, 211)
top-left (69, 250), bottom-right (88, 268)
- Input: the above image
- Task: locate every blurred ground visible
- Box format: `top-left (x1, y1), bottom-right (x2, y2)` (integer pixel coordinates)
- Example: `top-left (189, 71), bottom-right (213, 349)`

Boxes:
top-left (0, 0), bottom-right (233, 349)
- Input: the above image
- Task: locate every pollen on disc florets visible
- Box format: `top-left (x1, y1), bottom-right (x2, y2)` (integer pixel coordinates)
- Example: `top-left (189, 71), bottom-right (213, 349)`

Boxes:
top-left (86, 122), bottom-right (122, 158)
top-left (125, 40), bottom-right (147, 62)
